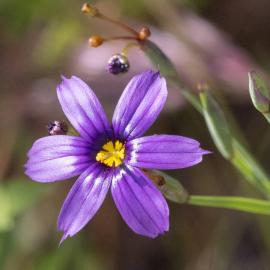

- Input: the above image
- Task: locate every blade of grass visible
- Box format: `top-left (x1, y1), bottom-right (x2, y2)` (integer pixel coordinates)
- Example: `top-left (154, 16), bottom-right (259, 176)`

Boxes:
top-left (187, 195), bottom-right (270, 215)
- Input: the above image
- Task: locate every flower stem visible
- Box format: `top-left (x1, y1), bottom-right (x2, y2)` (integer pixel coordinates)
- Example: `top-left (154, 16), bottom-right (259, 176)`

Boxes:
top-left (187, 195), bottom-right (270, 215)
top-left (97, 13), bottom-right (139, 36)
top-left (231, 139), bottom-right (270, 195)
top-left (105, 36), bottom-right (138, 42)
top-left (142, 39), bottom-right (270, 197)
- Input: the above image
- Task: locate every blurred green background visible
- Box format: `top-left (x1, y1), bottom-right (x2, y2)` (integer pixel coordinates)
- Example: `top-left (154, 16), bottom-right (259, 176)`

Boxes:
top-left (1, 0), bottom-right (270, 269)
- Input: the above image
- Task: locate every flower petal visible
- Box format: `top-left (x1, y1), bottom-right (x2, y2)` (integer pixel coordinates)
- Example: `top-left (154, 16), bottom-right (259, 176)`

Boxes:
top-left (126, 135), bottom-right (210, 170)
top-left (112, 70), bottom-right (167, 140)
top-left (25, 135), bottom-right (91, 182)
top-left (58, 164), bottom-right (112, 243)
top-left (111, 165), bottom-right (169, 238)
top-left (57, 75), bottom-right (111, 141)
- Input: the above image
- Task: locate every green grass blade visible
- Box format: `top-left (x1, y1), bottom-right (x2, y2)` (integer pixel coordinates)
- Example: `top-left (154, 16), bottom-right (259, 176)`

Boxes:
top-left (188, 195), bottom-right (270, 215)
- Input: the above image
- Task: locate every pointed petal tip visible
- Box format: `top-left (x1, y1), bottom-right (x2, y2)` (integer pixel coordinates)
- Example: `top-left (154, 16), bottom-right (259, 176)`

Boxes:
top-left (60, 74), bottom-right (68, 81)
top-left (59, 232), bottom-right (70, 246)
top-left (145, 69), bottom-right (162, 79)
top-left (201, 148), bottom-right (212, 155)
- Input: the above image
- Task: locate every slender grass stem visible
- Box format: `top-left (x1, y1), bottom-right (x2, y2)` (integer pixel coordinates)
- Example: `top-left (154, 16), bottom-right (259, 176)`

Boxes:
top-left (187, 195), bottom-right (270, 215)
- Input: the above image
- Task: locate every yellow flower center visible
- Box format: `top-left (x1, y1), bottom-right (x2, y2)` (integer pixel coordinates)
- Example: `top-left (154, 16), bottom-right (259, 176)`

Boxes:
top-left (96, 140), bottom-right (125, 167)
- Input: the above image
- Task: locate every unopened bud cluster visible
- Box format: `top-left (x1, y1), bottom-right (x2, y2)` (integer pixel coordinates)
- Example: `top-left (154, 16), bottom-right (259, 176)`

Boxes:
top-left (82, 3), bottom-right (153, 75)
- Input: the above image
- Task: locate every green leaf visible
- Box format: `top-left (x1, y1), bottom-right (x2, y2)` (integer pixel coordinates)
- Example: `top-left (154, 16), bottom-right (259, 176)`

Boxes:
top-left (231, 139), bottom-right (270, 195)
top-left (188, 195), bottom-right (270, 215)
top-left (33, 19), bottom-right (81, 68)
top-left (142, 40), bottom-right (202, 112)
top-left (0, 179), bottom-right (48, 231)
top-left (142, 40), bottom-right (270, 196)
top-left (199, 91), bottom-right (233, 159)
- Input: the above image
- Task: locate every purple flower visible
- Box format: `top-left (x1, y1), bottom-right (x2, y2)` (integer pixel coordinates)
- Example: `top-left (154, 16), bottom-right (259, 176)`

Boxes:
top-left (25, 70), bottom-right (209, 243)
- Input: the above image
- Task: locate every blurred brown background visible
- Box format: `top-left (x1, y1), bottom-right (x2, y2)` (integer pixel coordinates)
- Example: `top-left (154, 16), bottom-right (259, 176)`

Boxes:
top-left (1, 0), bottom-right (270, 269)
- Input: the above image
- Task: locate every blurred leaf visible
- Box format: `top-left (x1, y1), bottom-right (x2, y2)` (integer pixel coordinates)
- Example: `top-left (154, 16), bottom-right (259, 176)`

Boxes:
top-left (248, 71), bottom-right (270, 123)
top-left (0, 0), bottom-right (66, 35)
top-left (199, 90), bottom-right (233, 159)
top-left (231, 139), bottom-right (270, 195)
top-left (199, 90), bottom-right (270, 195)
top-left (142, 40), bottom-right (202, 112)
top-left (188, 195), bottom-right (270, 215)
top-left (143, 40), bottom-right (178, 80)
top-left (36, 236), bottom-right (103, 270)
top-left (33, 19), bottom-right (81, 68)
top-left (0, 99), bottom-right (21, 179)
top-left (0, 179), bottom-right (47, 231)
top-left (143, 40), bottom-right (270, 195)
top-left (0, 231), bottom-right (13, 270)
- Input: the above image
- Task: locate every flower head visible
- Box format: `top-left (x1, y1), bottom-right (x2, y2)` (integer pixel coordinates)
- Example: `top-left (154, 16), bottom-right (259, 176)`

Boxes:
top-left (25, 70), bottom-right (209, 243)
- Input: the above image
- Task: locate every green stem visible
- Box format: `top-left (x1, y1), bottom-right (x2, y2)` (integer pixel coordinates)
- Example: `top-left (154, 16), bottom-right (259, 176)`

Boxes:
top-left (142, 40), bottom-right (270, 196)
top-left (187, 195), bottom-right (270, 215)
top-left (232, 139), bottom-right (270, 195)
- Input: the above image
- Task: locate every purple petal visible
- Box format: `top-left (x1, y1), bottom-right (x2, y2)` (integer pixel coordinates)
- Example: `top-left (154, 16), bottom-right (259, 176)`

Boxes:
top-left (112, 70), bottom-right (167, 141)
top-left (25, 135), bottom-right (91, 182)
top-left (126, 135), bottom-right (210, 170)
top-left (111, 165), bottom-right (169, 238)
top-left (57, 76), bottom-right (111, 141)
top-left (58, 163), bottom-right (112, 243)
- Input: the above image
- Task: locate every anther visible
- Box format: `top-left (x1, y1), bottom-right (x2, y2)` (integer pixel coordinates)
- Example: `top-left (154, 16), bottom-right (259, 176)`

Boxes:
top-left (47, 121), bottom-right (68, 136)
top-left (96, 140), bottom-right (125, 167)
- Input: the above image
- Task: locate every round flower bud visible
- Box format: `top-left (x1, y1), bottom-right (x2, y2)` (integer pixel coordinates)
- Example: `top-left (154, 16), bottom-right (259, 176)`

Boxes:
top-left (138, 27), bottom-right (151, 40)
top-left (89, 35), bottom-right (104, 47)
top-left (81, 3), bottom-right (99, 17)
top-left (47, 121), bottom-right (68, 136)
top-left (107, 54), bottom-right (130, 75)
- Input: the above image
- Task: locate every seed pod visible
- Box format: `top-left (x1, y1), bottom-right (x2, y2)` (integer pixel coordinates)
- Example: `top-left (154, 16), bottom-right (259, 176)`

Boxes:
top-left (89, 35), bottom-right (104, 47)
top-left (138, 27), bottom-right (151, 40)
top-left (47, 121), bottom-right (68, 136)
top-left (81, 3), bottom-right (99, 17)
top-left (107, 54), bottom-right (130, 75)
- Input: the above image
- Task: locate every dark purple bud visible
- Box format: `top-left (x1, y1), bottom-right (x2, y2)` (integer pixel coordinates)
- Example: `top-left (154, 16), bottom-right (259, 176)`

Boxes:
top-left (47, 121), bottom-right (68, 135)
top-left (107, 54), bottom-right (130, 75)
